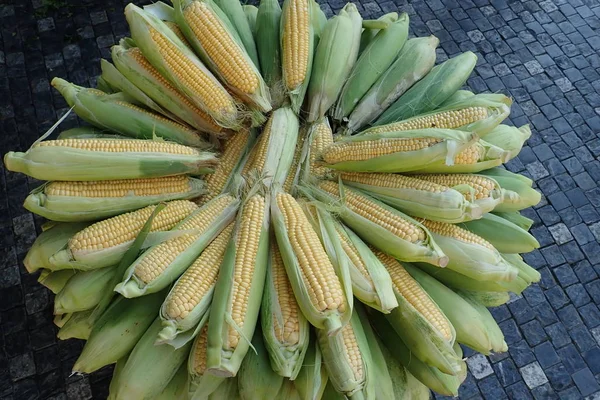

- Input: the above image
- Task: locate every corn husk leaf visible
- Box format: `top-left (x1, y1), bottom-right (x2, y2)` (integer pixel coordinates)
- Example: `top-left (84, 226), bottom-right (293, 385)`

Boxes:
top-left (57, 309), bottom-right (93, 340)
top-left (293, 336), bottom-right (328, 400)
top-left (492, 211), bottom-right (534, 231)
top-left (37, 269), bottom-right (77, 294)
top-left (54, 266), bottom-right (116, 314)
top-left (25, 222), bottom-right (90, 273)
top-left (482, 124), bottom-right (531, 158)
top-left (461, 212), bottom-right (540, 253)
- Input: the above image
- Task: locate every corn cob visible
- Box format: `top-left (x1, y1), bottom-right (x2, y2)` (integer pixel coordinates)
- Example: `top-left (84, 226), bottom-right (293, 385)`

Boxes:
top-left (340, 172), bottom-right (484, 223)
top-left (243, 5), bottom-right (258, 34)
top-left (212, 0), bottom-right (260, 67)
top-left (481, 124), bottom-right (531, 158)
top-left (301, 118), bottom-right (334, 181)
top-left (73, 291), bottom-right (165, 373)
top-left (188, 320), bottom-right (226, 399)
top-left (335, 13), bottom-right (409, 120)
top-left (37, 269), bottom-right (76, 294)
top-left (49, 200), bottom-right (197, 270)
top-left (256, 0), bottom-right (283, 101)
top-left (375, 51), bottom-right (478, 126)
top-left (457, 289), bottom-right (510, 307)
top-left (293, 337), bottom-right (328, 400)
top-left (311, 181), bottom-right (448, 266)
top-left (112, 43), bottom-right (223, 135)
top-left (358, 12), bottom-right (398, 55)
top-left (57, 309), bottom-right (93, 340)
top-left (207, 193), bottom-right (270, 377)
top-left (54, 266), bottom-right (116, 314)
top-left (461, 212), bottom-right (540, 253)
top-left (306, 4), bottom-right (362, 122)
top-left (346, 36), bottom-right (439, 133)
top-left (173, 0), bottom-right (272, 112)
top-left (125, 3), bottom-right (240, 129)
top-left (456, 291), bottom-right (508, 353)
top-left (24, 176), bottom-right (205, 222)
top-left (321, 128), bottom-right (478, 173)
top-left (493, 211), bottom-right (534, 231)
top-left (5, 138), bottom-right (217, 182)
top-left (115, 194), bottom-right (239, 297)
top-left (261, 241), bottom-right (310, 379)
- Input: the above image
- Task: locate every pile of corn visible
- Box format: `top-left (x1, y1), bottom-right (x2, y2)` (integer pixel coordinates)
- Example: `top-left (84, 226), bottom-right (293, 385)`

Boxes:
top-left (4, 0), bottom-right (542, 398)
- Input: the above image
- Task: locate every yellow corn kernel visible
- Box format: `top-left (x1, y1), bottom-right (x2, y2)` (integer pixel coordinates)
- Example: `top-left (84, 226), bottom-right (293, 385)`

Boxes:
top-left (68, 200), bottom-right (197, 253)
top-left (283, 132), bottom-right (306, 193)
top-left (163, 21), bottom-right (189, 45)
top-left (412, 174), bottom-right (497, 200)
top-left (453, 143), bottom-right (484, 165)
top-left (340, 172), bottom-right (447, 193)
top-left (367, 107), bottom-right (488, 134)
top-left (376, 251), bottom-right (452, 340)
top-left (310, 120), bottom-right (333, 177)
top-left (283, 0), bottom-right (310, 89)
top-left (165, 223), bottom-right (235, 320)
top-left (319, 181), bottom-right (425, 243)
top-left (242, 118), bottom-right (273, 177)
top-left (45, 176), bottom-right (193, 198)
top-left (112, 100), bottom-right (197, 133)
top-left (335, 225), bottom-right (371, 283)
top-left (192, 324), bottom-right (209, 374)
top-left (421, 220), bottom-right (494, 250)
top-left (322, 138), bottom-right (442, 164)
top-left (276, 192), bottom-right (346, 313)
top-left (36, 138), bottom-right (200, 155)
top-left (184, 2), bottom-right (259, 94)
top-left (341, 322), bottom-right (364, 381)
top-left (271, 242), bottom-right (300, 345)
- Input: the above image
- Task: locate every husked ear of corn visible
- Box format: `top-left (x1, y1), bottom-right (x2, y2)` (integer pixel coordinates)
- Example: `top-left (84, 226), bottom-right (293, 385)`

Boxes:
top-left (375, 52), bottom-right (478, 126)
top-left (321, 128), bottom-right (478, 173)
top-left (306, 3), bottom-right (362, 122)
top-left (5, 138), bottom-right (217, 182)
top-left (293, 336), bottom-right (328, 400)
top-left (38, 269), bottom-right (77, 294)
top-left (188, 318), bottom-right (226, 399)
top-left (309, 181), bottom-right (448, 267)
top-left (271, 191), bottom-right (352, 336)
top-left (334, 13), bottom-right (409, 120)
top-left (256, 0), bottom-right (283, 100)
top-left (125, 3), bottom-right (240, 129)
top-left (173, 0), bottom-right (272, 112)
top-left (212, 0), bottom-right (260, 67)
top-left (260, 241), bottom-right (310, 379)
top-left (206, 193), bottom-right (270, 377)
top-left (481, 124), bottom-right (531, 159)
top-left (54, 266), bottom-right (117, 314)
top-left (115, 194), bottom-right (240, 297)
top-left (49, 200), bottom-right (198, 270)
top-left (24, 176), bottom-right (205, 222)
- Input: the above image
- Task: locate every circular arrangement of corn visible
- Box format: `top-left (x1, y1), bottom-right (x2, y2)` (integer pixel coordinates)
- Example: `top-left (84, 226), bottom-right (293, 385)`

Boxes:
top-left (3, 0), bottom-right (543, 398)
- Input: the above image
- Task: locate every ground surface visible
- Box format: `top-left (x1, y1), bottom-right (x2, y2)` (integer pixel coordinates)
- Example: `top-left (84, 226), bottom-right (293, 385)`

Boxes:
top-left (1, 0), bottom-right (600, 399)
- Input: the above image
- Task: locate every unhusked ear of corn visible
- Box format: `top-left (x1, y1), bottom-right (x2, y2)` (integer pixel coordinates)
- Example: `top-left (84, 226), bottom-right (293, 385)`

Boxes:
top-left (280, 0), bottom-right (315, 112)
top-left (501, 253), bottom-right (541, 285)
top-left (212, 0), bottom-right (260, 68)
top-left (457, 289), bottom-right (510, 308)
top-left (294, 336), bottom-right (328, 400)
top-left (256, 0), bottom-right (282, 100)
top-left (260, 241), bottom-right (310, 379)
top-left (375, 253), bottom-right (461, 376)
top-left (49, 200), bottom-right (198, 270)
top-left (376, 339), bottom-right (409, 399)
top-left (306, 4), bottom-right (362, 122)
top-left (115, 194), bottom-right (240, 297)
top-left (271, 191), bottom-right (352, 335)
top-left (456, 291), bottom-right (508, 353)
top-left (340, 172), bottom-right (483, 223)
top-left (421, 219), bottom-right (518, 282)
top-left (462, 212), bottom-right (540, 254)
top-left (440, 89), bottom-right (475, 107)
top-left (243, 4), bottom-right (258, 33)
top-left (57, 309), bottom-right (93, 340)
top-left (375, 52), bottom-right (478, 126)
top-left (188, 318), bottom-right (226, 399)
top-left (481, 124), bottom-right (531, 159)
top-left (38, 269), bottom-right (77, 294)
top-left (24, 176), bottom-right (205, 222)
top-left (206, 193), bottom-right (270, 377)
top-left (125, 4), bottom-right (240, 129)
top-left (480, 166), bottom-right (533, 186)
top-left (154, 363), bottom-right (189, 400)
top-left (57, 126), bottom-right (125, 140)
top-left (358, 12), bottom-right (398, 54)
top-left (483, 172), bottom-right (541, 212)
top-left (158, 222), bottom-right (235, 347)
top-left (309, 181), bottom-right (448, 267)
top-left (321, 128), bottom-right (478, 173)
top-left (54, 266), bottom-right (116, 314)
top-left (111, 43), bottom-right (223, 135)
top-left (173, 0), bottom-right (272, 112)
top-left (334, 13), bottom-right (409, 121)
top-left (493, 211), bottom-right (534, 231)
top-left (73, 291), bottom-right (165, 373)
top-left (5, 138), bottom-right (217, 182)
top-left (299, 118), bottom-right (334, 183)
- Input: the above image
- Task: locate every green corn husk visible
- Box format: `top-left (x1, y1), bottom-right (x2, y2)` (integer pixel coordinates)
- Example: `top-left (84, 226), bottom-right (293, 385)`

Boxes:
top-left (73, 290), bottom-right (165, 373)
top-left (322, 128), bottom-right (478, 173)
top-left (155, 363), bottom-right (190, 400)
top-left (277, 380), bottom-right (302, 399)
top-left (307, 3), bottom-right (362, 122)
top-left (206, 193), bottom-right (270, 378)
top-left (173, 0), bottom-right (271, 113)
top-left (311, 0), bottom-right (326, 43)
top-left (115, 195), bottom-right (240, 298)
top-left (377, 344), bottom-right (408, 399)
top-left (188, 315), bottom-right (226, 400)
top-left (322, 382), bottom-right (346, 400)
top-left (306, 181), bottom-right (449, 267)
top-left (57, 126), bottom-right (125, 140)
top-left (111, 42), bottom-right (223, 136)
top-left (461, 212), bottom-right (540, 254)
top-left (260, 241), bottom-right (310, 379)
top-left (482, 124), bottom-right (531, 158)
top-left (37, 269), bottom-right (77, 294)
top-left (439, 89), bottom-right (474, 107)
top-left (51, 78), bottom-right (207, 147)
top-left (487, 174), bottom-right (541, 212)
top-left (340, 172), bottom-right (484, 223)
top-left (125, 3), bottom-right (241, 129)
top-left (404, 263), bottom-right (493, 355)
top-left (334, 13), bottom-right (409, 120)
top-left (357, 12), bottom-right (398, 54)
top-left (209, 378), bottom-right (240, 400)
top-left (480, 167), bottom-right (533, 186)
top-left (54, 266), bottom-right (116, 314)
top-left (294, 337), bottom-right (328, 400)
top-left (212, 0), bottom-right (260, 68)
top-left (53, 313), bottom-right (72, 328)
top-left (457, 291), bottom-right (508, 353)
top-left (5, 138), bottom-right (217, 182)
top-left (256, 0), bottom-right (282, 97)
top-left (375, 51), bottom-right (478, 126)
top-left (453, 342), bottom-right (468, 384)
top-left (57, 309), bottom-right (93, 340)
top-left (346, 36), bottom-right (439, 133)
top-left (243, 5), bottom-right (258, 34)
top-left (25, 222), bottom-right (90, 273)
top-left (457, 290), bottom-right (510, 307)
top-left (369, 308), bottom-right (461, 396)
top-left (107, 357), bottom-right (128, 400)
top-left (502, 253), bottom-right (541, 284)
top-left (112, 317), bottom-right (192, 399)
top-left (96, 76), bottom-right (116, 93)
top-left (493, 211), bottom-right (534, 231)
top-left (24, 177), bottom-right (205, 223)
top-left (238, 327), bottom-right (284, 400)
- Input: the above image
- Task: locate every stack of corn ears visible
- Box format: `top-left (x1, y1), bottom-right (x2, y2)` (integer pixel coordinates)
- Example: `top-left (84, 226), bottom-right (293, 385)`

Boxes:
top-left (5, 0), bottom-right (544, 398)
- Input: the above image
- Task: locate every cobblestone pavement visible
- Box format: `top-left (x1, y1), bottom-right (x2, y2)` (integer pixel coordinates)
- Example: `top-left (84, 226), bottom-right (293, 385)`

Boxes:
top-left (1, 0), bottom-right (600, 398)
